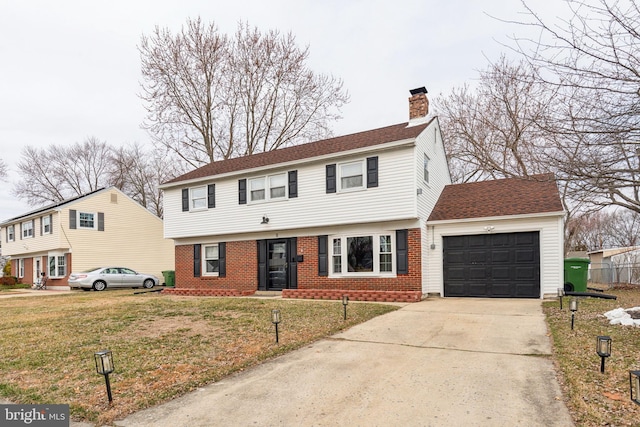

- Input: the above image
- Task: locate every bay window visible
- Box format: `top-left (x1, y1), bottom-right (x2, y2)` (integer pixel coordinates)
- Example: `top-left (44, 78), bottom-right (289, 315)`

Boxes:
top-left (330, 233), bottom-right (394, 275)
top-left (48, 253), bottom-right (66, 278)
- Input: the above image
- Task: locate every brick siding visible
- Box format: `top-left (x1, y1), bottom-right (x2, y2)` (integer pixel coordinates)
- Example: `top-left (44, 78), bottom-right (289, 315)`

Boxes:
top-left (170, 228), bottom-right (423, 302)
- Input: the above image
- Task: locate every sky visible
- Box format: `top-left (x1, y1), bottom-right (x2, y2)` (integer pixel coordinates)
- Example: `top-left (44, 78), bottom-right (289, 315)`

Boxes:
top-left (0, 0), bottom-right (559, 222)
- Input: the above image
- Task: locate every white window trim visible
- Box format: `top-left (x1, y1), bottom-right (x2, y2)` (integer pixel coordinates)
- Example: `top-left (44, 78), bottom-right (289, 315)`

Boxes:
top-left (329, 232), bottom-right (396, 277)
top-left (202, 243), bottom-right (220, 277)
top-left (18, 259), bottom-right (25, 278)
top-left (338, 160), bottom-right (365, 193)
top-left (48, 252), bottom-right (67, 278)
top-left (423, 154), bottom-right (430, 184)
top-left (248, 173), bottom-right (288, 204)
top-left (42, 215), bottom-right (52, 235)
top-left (22, 221), bottom-right (34, 239)
top-left (7, 225), bottom-right (15, 242)
top-left (77, 211), bottom-right (97, 230)
top-left (190, 186), bottom-right (207, 211)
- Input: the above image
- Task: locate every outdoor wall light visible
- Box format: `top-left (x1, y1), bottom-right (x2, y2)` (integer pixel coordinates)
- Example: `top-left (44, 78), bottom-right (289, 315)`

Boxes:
top-left (557, 288), bottom-right (564, 310)
top-left (94, 349), bottom-right (114, 403)
top-left (342, 295), bottom-right (349, 320)
top-left (271, 309), bottom-right (281, 343)
top-left (570, 298), bottom-right (578, 330)
top-left (630, 370), bottom-right (640, 405)
top-left (596, 336), bottom-right (612, 373)
top-left (261, 215), bottom-right (269, 224)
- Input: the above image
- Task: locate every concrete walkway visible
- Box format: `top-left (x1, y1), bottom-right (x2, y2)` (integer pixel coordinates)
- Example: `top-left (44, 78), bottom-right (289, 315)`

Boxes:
top-left (114, 298), bottom-right (574, 427)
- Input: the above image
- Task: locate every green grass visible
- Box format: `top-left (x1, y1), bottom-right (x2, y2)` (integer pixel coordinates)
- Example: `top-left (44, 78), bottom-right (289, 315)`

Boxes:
top-left (0, 283), bottom-right (31, 292)
top-left (0, 291), bottom-right (398, 425)
top-left (543, 287), bottom-right (640, 426)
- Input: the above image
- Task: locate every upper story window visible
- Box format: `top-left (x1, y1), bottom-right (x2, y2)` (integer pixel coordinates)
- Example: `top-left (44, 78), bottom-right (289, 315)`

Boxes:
top-left (339, 161), bottom-right (364, 191)
top-left (326, 157), bottom-right (377, 194)
top-left (22, 220), bottom-right (34, 239)
top-left (190, 186), bottom-right (207, 210)
top-left (330, 233), bottom-right (394, 276)
top-left (423, 154), bottom-right (430, 183)
top-left (249, 173), bottom-right (287, 203)
top-left (182, 184), bottom-right (215, 212)
top-left (78, 212), bottom-right (96, 229)
top-left (42, 215), bottom-right (51, 234)
top-left (7, 225), bottom-right (15, 242)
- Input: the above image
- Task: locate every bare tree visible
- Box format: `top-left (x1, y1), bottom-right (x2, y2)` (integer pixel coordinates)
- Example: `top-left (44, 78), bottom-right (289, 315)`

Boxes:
top-left (13, 137), bottom-right (113, 206)
top-left (434, 56), bottom-right (554, 183)
top-left (509, 0), bottom-right (640, 213)
top-left (109, 143), bottom-right (187, 218)
top-left (139, 18), bottom-right (349, 169)
top-left (566, 209), bottom-right (640, 251)
top-left (0, 158), bottom-right (7, 180)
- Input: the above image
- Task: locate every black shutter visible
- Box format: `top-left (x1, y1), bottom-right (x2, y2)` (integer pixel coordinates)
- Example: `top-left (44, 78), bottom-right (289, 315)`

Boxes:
top-left (98, 213), bottom-right (104, 231)
top-left (193, 244), bottom-right (201, 277)
top-left (182, 189), bottom-right (189, 212)
top-left (396, 229), bottom-right (408, 275)
top-left (69, 210), bottom-right (77, 229)
top-left (326, 164), bottom-right (336, 193)
top-left (318, 235), bottom-right (328, 276)
top-left (218, 242), bottom-right (226, 277)
top-left (239, 179), bottom-right (247, 205)
top-left (367, 156), bottom-right (378, 188)
top-left (40, 217), bottom-right (43, 236)
top-left (257, 240), bottom-right (267, 290)
top-left (19, 223), bottom-right (22, 240)
top-left (288, 170), bottom-right (298, 198)
top-left (207, 184), bottom-right (216, 208)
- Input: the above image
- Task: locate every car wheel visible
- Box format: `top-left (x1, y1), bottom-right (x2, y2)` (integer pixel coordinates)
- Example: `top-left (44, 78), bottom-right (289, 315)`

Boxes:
top-left (93, 281), bottom-right (107, 291)
top-left (142, 279), bottom-right (155, 289)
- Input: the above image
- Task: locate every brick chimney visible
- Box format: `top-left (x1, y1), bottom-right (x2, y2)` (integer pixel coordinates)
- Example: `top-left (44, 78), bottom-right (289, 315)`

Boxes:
top-left (409, 87), bottom-right (429, 119)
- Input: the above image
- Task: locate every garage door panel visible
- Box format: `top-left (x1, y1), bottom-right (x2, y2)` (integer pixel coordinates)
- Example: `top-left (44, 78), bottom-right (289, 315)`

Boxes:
top-left (443, 232), bottom-right (540, 298)
top-left (491, 249), bottom-right (511, 263)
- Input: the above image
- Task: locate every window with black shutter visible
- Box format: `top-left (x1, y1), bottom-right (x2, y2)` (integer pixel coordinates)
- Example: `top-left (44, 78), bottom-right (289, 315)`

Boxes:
top-left (318, 235), bottom-right (328, 276)
top-left (367, 156), bottom-right (378, 188)
top-left (326, 165), bottom-right (336, 193)
top-left (239, 179), bottom-right (247, 205)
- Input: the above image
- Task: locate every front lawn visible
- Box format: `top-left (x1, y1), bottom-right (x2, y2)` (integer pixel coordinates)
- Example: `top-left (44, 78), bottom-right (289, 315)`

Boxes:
top-left (543, 286), bottom-right (640, 426)
top-left (0, 291), bottom-right (398, 425)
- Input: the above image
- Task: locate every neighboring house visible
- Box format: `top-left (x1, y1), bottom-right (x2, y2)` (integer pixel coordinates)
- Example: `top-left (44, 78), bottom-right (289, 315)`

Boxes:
top-left (426, 174), bottom-right (565, 298)
top-left (160, 87), bottom-right (451, 302)
top-left (0, 187), bottom-right (174, 289)
top-left (588, 246), bottom-right (640, 284)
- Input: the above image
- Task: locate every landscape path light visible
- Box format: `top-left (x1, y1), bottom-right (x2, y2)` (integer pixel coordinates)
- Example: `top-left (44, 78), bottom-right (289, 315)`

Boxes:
top-left (570, 298), bottom-right (579, 330)
top-left (630, 370), bottom-right (640, 405)
top-left (596, 336), bottom-right (612, 373)
top-left (342, 295), bottom-right (349, 320)
top-left (94, 349), bottom-right (114, 404)
top-left (557, 288), bottom-right (564, 310)
top-left (271, 309), bottom-right (281, 344)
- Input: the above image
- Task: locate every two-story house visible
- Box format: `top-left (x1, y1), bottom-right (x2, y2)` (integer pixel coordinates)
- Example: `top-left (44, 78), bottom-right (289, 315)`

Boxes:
top-left (1, 187), bottom-right (174, 289)
top-left (160, 87), bottom-right (451, 302)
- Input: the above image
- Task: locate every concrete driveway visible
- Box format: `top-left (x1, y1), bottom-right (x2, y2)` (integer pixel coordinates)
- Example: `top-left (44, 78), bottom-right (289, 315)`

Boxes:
top-left (114, 298), bottom-right (574, 427)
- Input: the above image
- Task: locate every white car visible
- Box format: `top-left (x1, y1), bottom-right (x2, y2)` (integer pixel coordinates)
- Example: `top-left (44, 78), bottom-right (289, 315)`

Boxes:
top-left (68, 267), bottom-right (159, 291)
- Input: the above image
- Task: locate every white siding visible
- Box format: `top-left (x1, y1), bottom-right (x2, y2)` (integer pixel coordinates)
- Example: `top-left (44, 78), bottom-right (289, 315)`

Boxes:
top-left (425, 214), bottom-right (565, 298)
top-left (164, 145), bottom-right (422, 239)
top-left (414, 118), bottom-right (452, 295)
top-left (63, 188), bottom-right (174, 280)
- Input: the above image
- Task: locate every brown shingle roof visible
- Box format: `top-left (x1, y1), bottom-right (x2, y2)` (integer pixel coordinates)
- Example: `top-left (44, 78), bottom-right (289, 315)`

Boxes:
top-left (428, 173), bottom-right (564, 221)
top-left (164, 120), bottom-right (433, 185)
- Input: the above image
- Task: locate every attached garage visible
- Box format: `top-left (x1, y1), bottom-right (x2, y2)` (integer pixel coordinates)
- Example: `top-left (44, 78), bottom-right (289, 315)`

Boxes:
top-left (425, 174), bottom-right (565, 299)
top-left (443, 231), bottom-right (540, 298)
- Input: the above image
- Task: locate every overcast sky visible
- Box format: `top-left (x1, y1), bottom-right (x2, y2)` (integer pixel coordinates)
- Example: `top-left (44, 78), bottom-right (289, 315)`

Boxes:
top-left (0, 0), bottom-right (559, 221)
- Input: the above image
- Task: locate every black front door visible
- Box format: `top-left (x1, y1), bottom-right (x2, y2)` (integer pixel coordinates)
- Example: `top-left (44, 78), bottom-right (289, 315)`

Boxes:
top-left (268, 240), bottom-right (288, 290)
top-left (258, 238), bottom-right (298, 291)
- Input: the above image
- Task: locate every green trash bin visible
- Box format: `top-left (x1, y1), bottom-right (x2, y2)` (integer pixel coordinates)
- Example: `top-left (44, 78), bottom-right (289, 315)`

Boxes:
top-left (162, 270), bottom-right (175, 287)
top-left (564, 258), bottom-right (590, 292)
